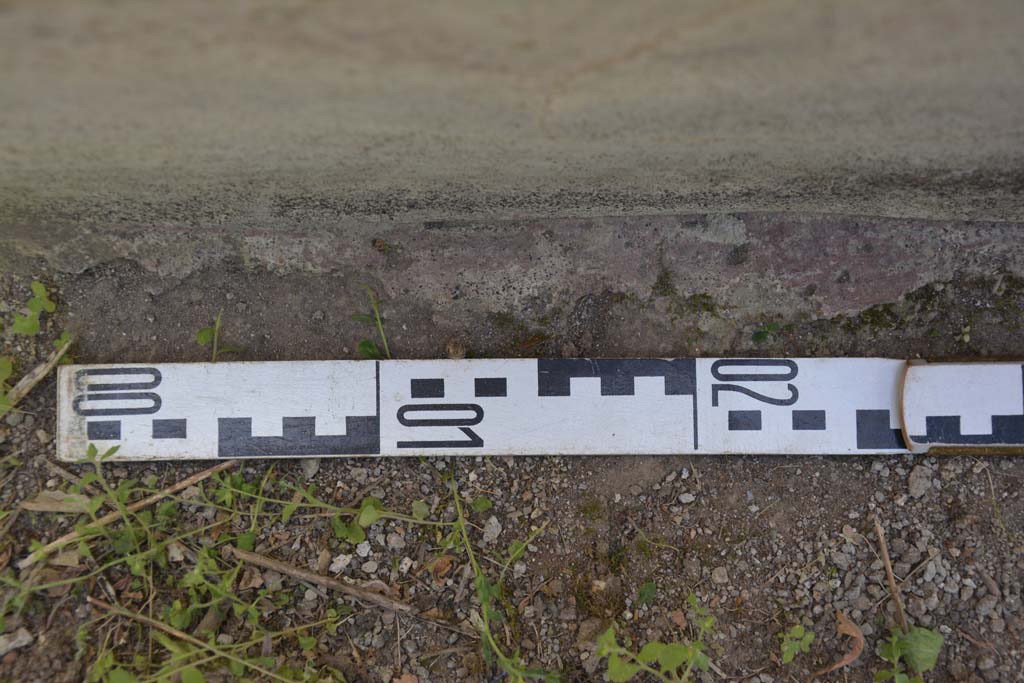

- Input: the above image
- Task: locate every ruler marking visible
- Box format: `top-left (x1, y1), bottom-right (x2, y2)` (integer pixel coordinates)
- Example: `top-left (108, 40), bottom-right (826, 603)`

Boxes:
top-left (56, 358), bottom-right (1024, 461)
top-left (692, 367), bottom-right (698, 451)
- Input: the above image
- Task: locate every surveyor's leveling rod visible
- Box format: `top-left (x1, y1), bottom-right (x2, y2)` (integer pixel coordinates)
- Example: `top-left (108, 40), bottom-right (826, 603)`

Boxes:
top-left (57, 358), bottom-right (1024, 461)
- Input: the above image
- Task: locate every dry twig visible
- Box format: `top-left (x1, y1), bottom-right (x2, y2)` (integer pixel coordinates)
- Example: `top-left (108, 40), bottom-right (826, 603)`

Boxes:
top-left (18, 460), bottom-right (237, 568)
top-left (230, 546), bottom-right (477, 638)
top-left (873, 514), bottom-right (909, 632)
top-left (87, 596), bottom-right (291, 682)
top-left (5, 337), bottom-right (73, 409)
top-left (814, 610), bottom-right (865, 676)
top-left (230, 546), bottom-right (414, 613)
top-left (957, 627), bottom-right (996, 652)
top-left (45, 460), bottom-right (102, 496)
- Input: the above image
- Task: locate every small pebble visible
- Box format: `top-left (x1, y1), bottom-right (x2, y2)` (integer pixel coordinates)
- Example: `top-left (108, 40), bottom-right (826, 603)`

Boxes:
top-left (329, 553), bottom-right (352, 573)
top-left (482, 516), bottom-right (502, 545)
top-left (908, 465), bottom-right (932, 498)
top-left (300, 458), bottom-right (320, 480)
top-left (387, 532), bottom-right (406, 551)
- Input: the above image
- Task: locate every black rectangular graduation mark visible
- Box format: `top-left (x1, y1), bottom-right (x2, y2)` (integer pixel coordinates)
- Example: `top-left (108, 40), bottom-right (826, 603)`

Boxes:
top-left (153, 419), bottom-right (187, 439)
top-left (475, 377), bottom-right (507, 397)
top-left (856, 410), bottom-right (906, 449)
top-left (728, 410), bottom-right (762, 431)
top-left (537, 359), bottom-right (696, 396)
top-left (410, 378), bottom-right (444, 398)
top-left (792, 410), bottom-right (826, 430)
top-left (87, 420), bottom-right (121, 440)
top-left (218, 416), bottom-right (380, 457)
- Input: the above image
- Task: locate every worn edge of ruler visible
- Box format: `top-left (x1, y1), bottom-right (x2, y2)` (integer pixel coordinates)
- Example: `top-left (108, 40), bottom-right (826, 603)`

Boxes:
top-left (897, 359), bottom-right (917, 453)
top-left (899, 359), bottom-right (1024, 456)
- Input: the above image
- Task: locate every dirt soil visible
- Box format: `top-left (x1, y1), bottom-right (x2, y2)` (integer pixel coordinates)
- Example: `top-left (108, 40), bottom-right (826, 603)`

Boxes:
top-left (0, 214), bottom-right (1021, 682)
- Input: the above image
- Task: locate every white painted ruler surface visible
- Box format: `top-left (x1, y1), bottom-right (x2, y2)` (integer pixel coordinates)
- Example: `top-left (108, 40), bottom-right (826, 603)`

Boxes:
top-left (55, 359), bottom-right (1024, 461)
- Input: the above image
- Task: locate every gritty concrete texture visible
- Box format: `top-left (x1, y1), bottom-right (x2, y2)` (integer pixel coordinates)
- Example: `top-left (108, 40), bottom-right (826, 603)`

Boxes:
top-left (2, 213), bottom-right (1022, 363)
top-left (2, 0), bottom-right (1024, 228)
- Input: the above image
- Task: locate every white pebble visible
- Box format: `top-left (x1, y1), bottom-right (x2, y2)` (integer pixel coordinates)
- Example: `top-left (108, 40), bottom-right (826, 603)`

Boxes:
top-left (329, 553), bottom-right (352, 573)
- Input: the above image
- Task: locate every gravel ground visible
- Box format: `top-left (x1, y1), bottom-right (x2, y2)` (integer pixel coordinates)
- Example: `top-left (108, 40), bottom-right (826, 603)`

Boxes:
top-left (0, 243), bottom-right (1021, 682)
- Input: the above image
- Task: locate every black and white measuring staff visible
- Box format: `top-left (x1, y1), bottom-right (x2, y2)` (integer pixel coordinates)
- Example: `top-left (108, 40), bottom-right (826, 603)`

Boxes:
top-left (57, 358), bottom-right (1024, 461)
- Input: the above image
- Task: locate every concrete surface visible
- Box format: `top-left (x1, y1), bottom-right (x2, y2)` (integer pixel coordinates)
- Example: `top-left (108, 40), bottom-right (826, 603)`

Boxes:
top-left (2, 0), bottom-right (1023, 234)
top-left (22, 214), bottom-right (1024, 365)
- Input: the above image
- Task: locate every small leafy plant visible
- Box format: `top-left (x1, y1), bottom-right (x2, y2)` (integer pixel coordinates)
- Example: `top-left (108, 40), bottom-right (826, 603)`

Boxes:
top-left (471, 495), bottom-right (493, 514)
top-left (10, 450), bottom-right (437, 682)
top-left (636, 580), bottom-right (658, 607)
top-left (448, 479), bottom-right (556, 683)
top-left (196, 309), bottom-right (242, 362)
top-left (352, 287), bottom-right (391, 359)
top-left (597, 593), bottom-right (715, 682)
top-left (751, 321), bottom-right (780, 343)
top-left (10, 281), bottom-right (56, 336)
top-left (780, 623), bottom-right (815, 664)
top-left (54, 329), bottom-right (75, 364)
top-left (0, 282), bottom-right (72, 417)
top-left (0, 357), bottom-right (13, 419)
top-left (875, 626), bottom-right (944, 683)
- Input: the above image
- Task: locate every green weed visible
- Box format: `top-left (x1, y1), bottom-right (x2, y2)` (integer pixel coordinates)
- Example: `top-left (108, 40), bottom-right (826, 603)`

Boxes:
top-left (596, 593), bottom-right (715, 682)
top-left (875, 626), bottom-right (944, 682)
top-left (0, 357), bottom-right (13, 418)
top-left (636, 580), bottom-right (657, 607)
top-left (196, 309), bottom-right (242, 362)
top-left (4, 443), bottom-right (458, 682)
top-left (10, 281), bottom-right (55, 336)
top-left (0, 282), bottom-right (72, 416)
top-left (779, 623), bottom-right (814, 664)
top-left (635, 529), bottom-right (680, 556)
top-left (54, 329), bottom-right (75, 363)
top-left (352, 287), bottom-right (391, 359)
top-left (448, 478), bottom-right (556, 683)
top-left (471, 495), bottom-right (493, 514)
top-left (751, 321), bottom-right (780, 343)
top-left (87, 604), bottom-right (350, 683)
